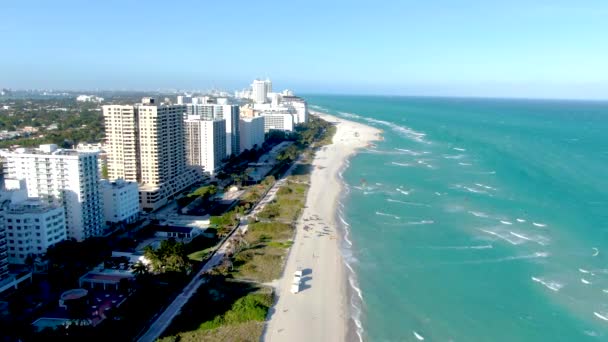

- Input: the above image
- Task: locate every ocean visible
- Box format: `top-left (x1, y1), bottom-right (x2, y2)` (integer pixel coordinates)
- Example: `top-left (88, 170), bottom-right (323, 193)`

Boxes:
top-left (306, 95), bottom-right (608, 341)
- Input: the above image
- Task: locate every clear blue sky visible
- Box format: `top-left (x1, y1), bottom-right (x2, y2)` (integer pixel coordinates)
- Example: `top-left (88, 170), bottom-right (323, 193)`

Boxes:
top-left (2, 0), bottom-right (608, 99)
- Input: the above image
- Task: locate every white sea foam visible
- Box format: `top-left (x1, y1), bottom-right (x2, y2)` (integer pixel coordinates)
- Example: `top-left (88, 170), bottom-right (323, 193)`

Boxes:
top-left (470, 244), bottom-right (494, 249)
top-left (475, 183), bottom-right (497, 190)
top-left (584, 330), bottom-right (599, 337)
top-left (444, 154), bottom-right (466, 160)
top-left (395, 148), bottom-right (423, 156)
top-left (413, 331), bottom-right (425, 340)
top-left (464, 186), bottom-right (487, 194)
top-left (338, 111), bottom-right (362, 119)
top-left (516, 218), bottom-right (526, 223)
top-left (532, 222), bottom-right (547, 228)
top-left (391, 161), bottom-right (412, 167)
top-left (508, 231), bottom-right (549, 246)
top-left (435, 192), bottom-right (442, 196)
top-left (453, 147), bottom-right (466, 151)
top-left (579, 268), bottom-right (590, 274)
top-left (396, 188), bottom-right (411, 196)
top-left (386, 198), bottom-right (430, 207)
top-left (407, 220), bottom-right (434, 225)
top-left (592, 248), bottom-right (600, 257)
top-left (363, 117), bottom-right (428, 143)
top-left (375, 211), bottom-right (400, 220)
top-left (531, 276), bottom-right (563, 292)
top-left (480, 229), bottom-right (524, 245)
top-left (458, 162), bottom-right (472, 166)
top-left (469, 211), bottom-right (490, 218)
top-left (594, 312), bottom-right (608, 321)
top-left (451, 252), bottom-right (548, 265)
top-left (581, 278), bottom-right (592, 285)
top-left (431, 244), bottom-right (493, 250)
top-left (603, 289), bottom-right (608, 294)
top-left (501, 220), bottom-right (513, 225)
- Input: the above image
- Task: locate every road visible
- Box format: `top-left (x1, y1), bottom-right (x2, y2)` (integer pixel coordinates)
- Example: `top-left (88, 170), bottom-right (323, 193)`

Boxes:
top-left (137, 158), bottom-right (300, 342)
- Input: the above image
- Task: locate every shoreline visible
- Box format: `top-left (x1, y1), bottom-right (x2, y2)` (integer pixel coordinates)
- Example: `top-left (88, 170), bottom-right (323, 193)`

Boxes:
top-left (264, 111), bottom-right (382, 342)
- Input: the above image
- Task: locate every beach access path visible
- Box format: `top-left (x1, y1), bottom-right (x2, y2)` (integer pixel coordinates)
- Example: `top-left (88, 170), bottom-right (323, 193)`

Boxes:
top-left (137, 160), bottom-right (301, 342)
top-left (264, 113), bottom-right (381, 342)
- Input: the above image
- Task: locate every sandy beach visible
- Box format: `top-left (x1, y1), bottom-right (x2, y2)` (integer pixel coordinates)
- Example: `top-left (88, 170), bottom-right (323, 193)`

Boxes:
top-left (264, 112), bottom-right (382, 342)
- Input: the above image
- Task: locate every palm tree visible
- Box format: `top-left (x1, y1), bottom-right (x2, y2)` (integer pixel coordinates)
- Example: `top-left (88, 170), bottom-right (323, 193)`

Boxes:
top-left (131, 261), bottom-right (150, 277)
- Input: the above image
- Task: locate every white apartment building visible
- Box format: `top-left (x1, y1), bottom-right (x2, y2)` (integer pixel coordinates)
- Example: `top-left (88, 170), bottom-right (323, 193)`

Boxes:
top-left (0, 191), bottom-right (10, 284)
top-left (5, 199), bottom-right (66, 264)
top-left (100, 179), bottom-right (139, 225)
top-left (187, 103), bottom-right (240, 156)
top-left (185, 116), bottom-right (226, 175)
top-left (103, 105), bottom-right (140, 182)
top-left (103, 98), bottom-right (201, 212)
top-left (251, 79), bottom-right (268, 104)
top-left (239, 117), bottom-right (265, 151)
top-left (176, 95), bottom-right (192, 105)
top-left (1, 145), bottom-right (104, 241)
top-left (76, 95), bottom-right (104, 103)
top-left (261, 112), bottom-right (296, 132)
top-left (281, 95), bottom-right (309, 124)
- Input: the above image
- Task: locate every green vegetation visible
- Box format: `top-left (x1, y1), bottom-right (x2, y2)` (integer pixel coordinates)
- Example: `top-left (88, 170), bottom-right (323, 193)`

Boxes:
top-left (177, 184), bottom-right (217, 208)
top-left (257, 179), bottom-right (308, 223)
top-left (143, 239), bottom-right (191, 273)
top-left (160, 277), bottom-right (271, 342)
top-left (156, 115), bottom-right (336, 342)
top-left (231, 222), bottom-right (293, 282)
top-left (188, 246), bottom-right (216, 262)
top-left (209, 210), bottom-right (238, 236)
top-left (0, 98), bottom-right (105, 148)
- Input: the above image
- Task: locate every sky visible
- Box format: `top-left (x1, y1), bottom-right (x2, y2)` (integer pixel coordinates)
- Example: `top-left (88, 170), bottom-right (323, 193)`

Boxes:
top-left (1, 0), bottom-right (608, 99)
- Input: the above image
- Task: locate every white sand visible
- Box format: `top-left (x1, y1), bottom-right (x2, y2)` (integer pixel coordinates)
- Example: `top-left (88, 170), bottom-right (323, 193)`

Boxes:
top-left (264, 113), bottom-right (382, 342)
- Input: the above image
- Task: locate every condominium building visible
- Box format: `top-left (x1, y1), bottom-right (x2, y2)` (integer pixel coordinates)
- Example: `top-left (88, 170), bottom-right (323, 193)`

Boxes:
top-left (185, 116), bottom-right (226, 175)
top-left (239, 117), bottom-right (265, 151)
top-left (103, 104), bottom-right (140, 182)
top-left (281, 95), bottom-right (309, 124)
top-left (261, 112), bottom-right (296, 132)
top-left (100, 179), bottom-right (140, 225)
top-left (251, 79), bottom-right (269, 104)
top-left (103, 98), bottom-right (201, 211)
top-left (1, 145), bottom-right (104, 241)
top-left (5, 199), bottom-right (66, 264)
top-left (187, 103), bottom-right (240, 156)
top-left (0, 191), bottom-right (10, 284)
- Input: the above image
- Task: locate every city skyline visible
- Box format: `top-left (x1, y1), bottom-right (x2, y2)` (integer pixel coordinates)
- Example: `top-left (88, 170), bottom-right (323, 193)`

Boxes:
top-left (1, 0), bottom-right (608, 99)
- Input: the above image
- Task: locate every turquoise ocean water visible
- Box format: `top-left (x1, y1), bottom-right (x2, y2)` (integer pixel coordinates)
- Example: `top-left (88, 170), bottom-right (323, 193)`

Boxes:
top-left (305, 95), bottom-right (608, 342)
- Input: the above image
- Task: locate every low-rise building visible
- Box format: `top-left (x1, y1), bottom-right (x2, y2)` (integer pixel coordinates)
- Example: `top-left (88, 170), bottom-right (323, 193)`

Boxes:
top-left (5, 199), bottom-right (66, 264)
top-left (101, 179), bottom-right (139, 226)
top-left (261, 112), bottom-right (296, 132)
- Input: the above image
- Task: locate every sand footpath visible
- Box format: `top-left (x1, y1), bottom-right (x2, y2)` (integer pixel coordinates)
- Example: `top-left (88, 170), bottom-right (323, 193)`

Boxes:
top-left (263, 112), bottom-right (382, 342)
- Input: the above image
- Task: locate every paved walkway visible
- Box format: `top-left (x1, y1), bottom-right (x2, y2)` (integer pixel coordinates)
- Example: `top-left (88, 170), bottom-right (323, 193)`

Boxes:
top-left (137, 159), bottom-right (299, 342)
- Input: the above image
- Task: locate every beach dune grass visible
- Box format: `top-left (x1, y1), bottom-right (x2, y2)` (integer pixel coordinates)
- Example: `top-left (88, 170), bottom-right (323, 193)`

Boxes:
top-left (159, 277), bottom-right (271, 342)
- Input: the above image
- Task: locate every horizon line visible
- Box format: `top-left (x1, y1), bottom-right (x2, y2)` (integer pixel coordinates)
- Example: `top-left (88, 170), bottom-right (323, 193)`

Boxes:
top-left (2, 88), bottom-right (608, 102)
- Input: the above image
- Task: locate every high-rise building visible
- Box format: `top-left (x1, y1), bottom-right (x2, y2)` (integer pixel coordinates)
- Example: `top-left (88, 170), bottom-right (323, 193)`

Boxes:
top-left (239, 117), bottom-right (265, 151)
top-left (251, 79), bottom-right (268, 104)
top-left (103, 105), bottom-right (140, 182)
top-left (103, 98), bottom-right (201, 211)
top-left (100, 179), bottom-right (140, 226)
top-left (187, 104), bottom-right (240, 156)
top-left (1, 145), bottom-right (104, 241)
top-left (176, 95), bottom-right (192, 105)
top-left (185, 116), bottom-right (226, 175)
top-left (0, 191), bottom-right (10, 283)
